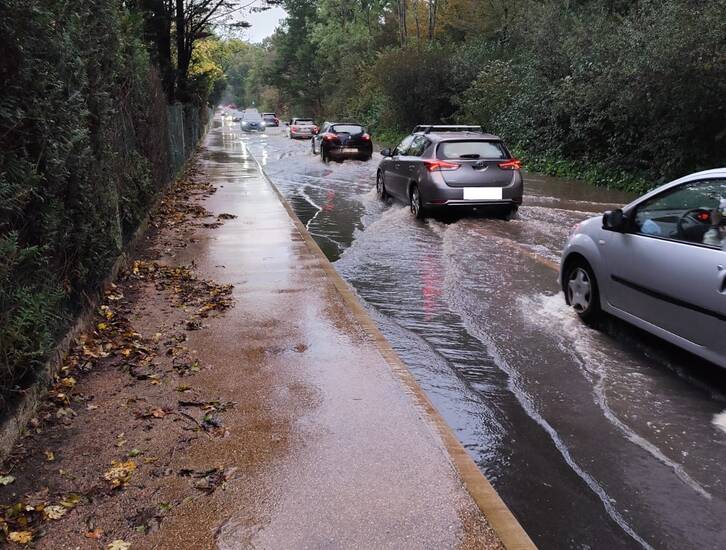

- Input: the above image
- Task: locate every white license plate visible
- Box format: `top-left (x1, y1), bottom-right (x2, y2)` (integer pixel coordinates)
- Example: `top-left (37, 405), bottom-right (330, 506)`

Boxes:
top-left (463, 187), bottom-right (503, 200)
top-left (342, 148), bottom-right (358, 153)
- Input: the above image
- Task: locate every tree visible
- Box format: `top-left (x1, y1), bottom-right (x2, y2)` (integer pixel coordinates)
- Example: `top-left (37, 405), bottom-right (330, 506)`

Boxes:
top-left (131, 0), bottom-right (257, 102)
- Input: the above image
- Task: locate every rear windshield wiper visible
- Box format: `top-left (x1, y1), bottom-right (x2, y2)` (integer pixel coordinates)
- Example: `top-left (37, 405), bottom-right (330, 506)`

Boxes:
top-left (457, 154), bottom-right (481, 159)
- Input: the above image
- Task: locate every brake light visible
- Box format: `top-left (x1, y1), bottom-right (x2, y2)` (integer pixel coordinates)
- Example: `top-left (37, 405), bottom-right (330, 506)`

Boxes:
top-left (313, 126), bottom-right (319, 133)
top-left (361, 133), bottom-right (370, 141)
top-left (424, 160), bottom-right (460, 172)
top-left (498, 159), bottom-right (522, 170)
top-left (292, 126), bottom-right (298, 131)
top-left (323, 133), bottom-right (338, 141)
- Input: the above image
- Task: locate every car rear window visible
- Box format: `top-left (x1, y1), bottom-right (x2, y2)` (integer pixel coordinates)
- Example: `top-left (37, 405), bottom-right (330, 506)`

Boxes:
top-left (332, 124), bottom-right (364, 134)
top-left (295, 119), bottom-right (314, 125)
top-left (438, 140), bottom-right (508, 160)
top-left (263, 114), bottom-right (276, 120)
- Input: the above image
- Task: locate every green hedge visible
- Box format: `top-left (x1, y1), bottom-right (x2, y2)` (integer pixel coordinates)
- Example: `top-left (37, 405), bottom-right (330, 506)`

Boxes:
top-left (0, 1), bottom-right (198, 411)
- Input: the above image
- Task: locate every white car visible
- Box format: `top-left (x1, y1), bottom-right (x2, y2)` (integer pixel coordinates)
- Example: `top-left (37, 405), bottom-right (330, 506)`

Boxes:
top-left (560, 168), bottom-right (726, 367)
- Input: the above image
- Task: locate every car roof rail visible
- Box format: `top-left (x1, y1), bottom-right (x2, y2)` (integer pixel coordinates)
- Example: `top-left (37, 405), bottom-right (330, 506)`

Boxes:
top-left (413, 125), bottom-right (484, 134)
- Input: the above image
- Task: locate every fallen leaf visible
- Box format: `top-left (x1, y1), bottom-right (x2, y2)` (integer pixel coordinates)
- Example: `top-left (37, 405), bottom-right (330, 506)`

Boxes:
top-left (44, 505), bottom-right (67, 520)
top-left (108, 540), bottom-right (131, 550)
top-left (84, 528), bottom-right (103, 539)
top-left (151, 407), bottom-right (166, 418)
top-left (103, 461), bottom-right (136, 488)
top-left (45, 451), bottom-right (55, 462)
top-left (8, 531), bottom-right (33, 544)
top-left (60, 493), bottom-right (81, 509)
top-left (0, 475), bottom-right (15, 485)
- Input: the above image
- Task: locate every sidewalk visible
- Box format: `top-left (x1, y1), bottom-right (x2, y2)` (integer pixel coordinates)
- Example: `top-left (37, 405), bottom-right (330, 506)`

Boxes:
top-left (0, 119), bottom-right (533, 549)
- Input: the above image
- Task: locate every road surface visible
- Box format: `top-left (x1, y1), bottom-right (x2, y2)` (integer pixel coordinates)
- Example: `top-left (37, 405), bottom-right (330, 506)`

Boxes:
top-left (232, 119), bottom-right (726, 550)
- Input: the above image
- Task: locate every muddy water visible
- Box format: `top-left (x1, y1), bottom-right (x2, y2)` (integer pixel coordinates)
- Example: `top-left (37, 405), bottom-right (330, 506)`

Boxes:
top-left (234, 119), bottom-right (726, 549)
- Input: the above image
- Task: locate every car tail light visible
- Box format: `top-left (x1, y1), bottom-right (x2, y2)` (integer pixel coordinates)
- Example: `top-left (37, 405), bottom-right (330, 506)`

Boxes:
top-left (323, 133), bottom-right (338, 141)
top-left (424, 160), bottom-right (460, 172)
top-left (361, 133), bottom-right (370, 141)
top-left (313, 126), bottom-right (319, 132)
top-left (498, 159), bottom-right (522, 170)
top-left (292, 126), bottom-right (298, 132)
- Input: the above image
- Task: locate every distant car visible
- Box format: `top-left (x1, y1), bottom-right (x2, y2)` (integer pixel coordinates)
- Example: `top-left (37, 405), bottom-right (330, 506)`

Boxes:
top-left (240, 109), bottom-right (265, 132)
top-left (311, 122), bottom-right (372, 162)
top-left (376, 125), bottom-right (523, 219)
top-left (262, 112), bottom-right (279, 127)
top-left (287, 118), bottom-right (318, 139)
top-left (560, 168), bottom-right (726, 368)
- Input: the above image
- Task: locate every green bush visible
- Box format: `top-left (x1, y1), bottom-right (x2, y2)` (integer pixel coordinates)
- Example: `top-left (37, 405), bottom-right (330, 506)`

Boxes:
top-left (0, 1), bottom-right (197, 411)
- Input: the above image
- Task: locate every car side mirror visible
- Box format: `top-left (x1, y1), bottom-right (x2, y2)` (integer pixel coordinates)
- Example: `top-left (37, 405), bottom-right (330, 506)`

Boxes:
top-left (603, 209), bottom-right (627, 232)
top-left (381, 148), bottom-right (392, 157)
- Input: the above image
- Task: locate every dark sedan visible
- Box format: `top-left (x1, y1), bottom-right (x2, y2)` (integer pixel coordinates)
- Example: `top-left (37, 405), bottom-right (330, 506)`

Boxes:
top-left (311, 122), bottom-right (373, 162)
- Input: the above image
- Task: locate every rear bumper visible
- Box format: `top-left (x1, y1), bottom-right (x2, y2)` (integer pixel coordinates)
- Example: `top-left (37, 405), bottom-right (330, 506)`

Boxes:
top-left (327, 144), bottom-right (373, 156)
top-left (290, 131), bottom-right (313, 138)
top-left (421, 172), bottom-right (523, 207)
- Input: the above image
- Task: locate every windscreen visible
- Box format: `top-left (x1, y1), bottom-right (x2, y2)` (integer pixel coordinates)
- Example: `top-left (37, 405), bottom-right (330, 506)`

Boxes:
top-left (332, 124), bottom-right (364, 134)
top-left (438, 140), bottom-right (507, 159)
top-left (243, 113), bottom-right (262, 122)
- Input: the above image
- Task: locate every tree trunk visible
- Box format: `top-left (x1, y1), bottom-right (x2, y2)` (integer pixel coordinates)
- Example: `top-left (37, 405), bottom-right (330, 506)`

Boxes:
top-left (175, 0), bottom-right (186, 102)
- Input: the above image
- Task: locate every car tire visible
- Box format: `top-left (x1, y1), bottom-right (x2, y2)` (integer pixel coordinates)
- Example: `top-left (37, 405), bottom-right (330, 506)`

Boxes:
top-left (311, 140), bottom-right (317, 155)
top-left (321, 147), bottom-right (329, 163)
top-left (376, 171), bottom-right (388, 201)
top-left (564, 259), bottom-right (602, 326)
top-left (410, 184), bottom-right (427, 220)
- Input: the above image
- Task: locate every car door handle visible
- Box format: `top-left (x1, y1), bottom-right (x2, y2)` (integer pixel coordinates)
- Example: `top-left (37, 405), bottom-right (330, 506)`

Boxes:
top-left (408, 165), bottom-right (414, 171)
top-left (718, 266), bottom-right (726, 294)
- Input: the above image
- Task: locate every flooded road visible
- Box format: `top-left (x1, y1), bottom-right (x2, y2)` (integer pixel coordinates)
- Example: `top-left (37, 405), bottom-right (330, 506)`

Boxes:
top-left (236, 122), bottom-right (726, 549)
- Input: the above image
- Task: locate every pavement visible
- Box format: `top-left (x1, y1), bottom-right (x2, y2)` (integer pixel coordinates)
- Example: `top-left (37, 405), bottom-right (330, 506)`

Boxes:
top-left (0, 118), bottom-right (533, 549)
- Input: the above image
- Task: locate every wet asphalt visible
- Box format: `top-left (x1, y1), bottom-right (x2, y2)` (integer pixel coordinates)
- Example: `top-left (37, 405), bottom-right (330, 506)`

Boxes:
top-left (147, 118), bottom-right (506, 549)
top-left (237, 120), bottom-right (726, 550)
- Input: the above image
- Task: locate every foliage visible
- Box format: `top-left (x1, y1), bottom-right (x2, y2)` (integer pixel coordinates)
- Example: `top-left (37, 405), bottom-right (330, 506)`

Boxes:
top-left (234, 0), bottom-right (726, 190)
top-left (0, 1), bottom-right (207, 410)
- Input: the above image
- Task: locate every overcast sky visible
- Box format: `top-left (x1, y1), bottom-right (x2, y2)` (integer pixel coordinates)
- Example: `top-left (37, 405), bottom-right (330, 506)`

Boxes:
top-left (240, 4), bottom-right (287, 43)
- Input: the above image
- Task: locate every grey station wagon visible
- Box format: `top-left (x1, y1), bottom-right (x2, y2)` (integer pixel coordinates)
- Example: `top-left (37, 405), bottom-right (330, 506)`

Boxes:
top-left (561, 168), bottom-right (726, 368)
top-left (377, 126), bottom-right (523, 219)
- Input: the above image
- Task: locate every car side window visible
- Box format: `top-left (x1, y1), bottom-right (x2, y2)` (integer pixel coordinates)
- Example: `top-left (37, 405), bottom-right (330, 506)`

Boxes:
top-left (633, 179), bottom-right (726, 248)
top-left (394, 135), bottom-right (415, 156)
top-left (408, 136), bottom-right (428, 157)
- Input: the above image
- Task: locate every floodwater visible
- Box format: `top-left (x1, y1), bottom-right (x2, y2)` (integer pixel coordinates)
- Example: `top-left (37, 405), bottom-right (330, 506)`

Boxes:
top-left (232, 119), bottom-right (726, 549)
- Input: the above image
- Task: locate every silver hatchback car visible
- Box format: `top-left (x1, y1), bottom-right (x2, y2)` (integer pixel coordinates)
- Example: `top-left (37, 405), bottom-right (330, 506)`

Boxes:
top-left (377, 126), bottom-right (523, 219)
top-left (560, 168), bottom-right (726, 368)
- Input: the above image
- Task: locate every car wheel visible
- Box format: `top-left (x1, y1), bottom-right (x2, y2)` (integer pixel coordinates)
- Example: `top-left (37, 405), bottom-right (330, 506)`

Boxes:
top-left (311, 140), bottom-right (317, 155)
top-left (565, 259), bottom-right (602, 325)
top-left (321, 147), bottom-right (329, 163)
top-left (504, 205), bottom-right (519, 220)
top-left (376, 171), bottom-right (388, 201)
top-left (410, 184), bottom-right (427, 220)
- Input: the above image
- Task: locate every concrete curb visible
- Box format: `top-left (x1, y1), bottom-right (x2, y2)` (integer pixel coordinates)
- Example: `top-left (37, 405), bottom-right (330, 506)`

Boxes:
top-left (249, 154), bottom-right (537, 550)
